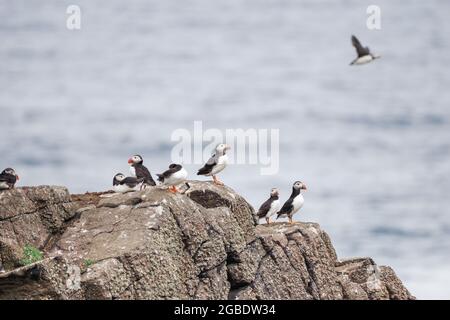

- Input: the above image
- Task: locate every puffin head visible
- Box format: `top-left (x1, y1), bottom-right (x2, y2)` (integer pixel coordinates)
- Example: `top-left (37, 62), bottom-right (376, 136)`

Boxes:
top-left (293, 181), bottom-right (307, 191)
top-left (113, 173), bottom-right (126, 182)
top-left (128, 155), bottom-right (143, 165)
top-left (2, 168), bottom-right (19, 180)
top-left (215, 143), bottom-right (231, 155)
top-left (169, 163), bottom-right (181, 169)
top-left (270, 188), bottom-right (279, 197)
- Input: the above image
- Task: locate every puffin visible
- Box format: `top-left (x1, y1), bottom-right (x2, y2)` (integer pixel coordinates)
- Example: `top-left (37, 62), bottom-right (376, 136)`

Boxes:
top-left (0, 168), bottom-right (19, 190)
top-left (277, 181), bottom-right (307, 224)
top-left (256, 188), bottom-right (281, 224)
top-left (350, 35), bottom-right (380, 65)
top-left (128, 155), bottom-right (156, 186)
top-left (112, 173), bottom-right (144, 193)
top-left (197, 143), bottom-right (230, 185)
top-left (157, 163), bottom-right (188, 193)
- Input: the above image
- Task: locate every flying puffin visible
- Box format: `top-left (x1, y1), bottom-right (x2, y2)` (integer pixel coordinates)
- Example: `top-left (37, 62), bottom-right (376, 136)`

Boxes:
top-left (128, 155), bottom-right (156, 186)
top-left (257, 188), bottom-right (281, 224)
top-left (197, 143), bottom-right (230, 185)
top-left (112, 173), bottom-right (144, 193)
top-left (350, 35), bottom-right (380, 65)
top-left (157, 163), bottom-right (188, 193)
top-left (277, 181), bottom-right (307, 224)
top-left (0, 168), bottom-right (19, 190)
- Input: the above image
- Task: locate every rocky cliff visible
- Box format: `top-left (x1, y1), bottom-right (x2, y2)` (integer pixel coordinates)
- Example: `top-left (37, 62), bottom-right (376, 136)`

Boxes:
top-left (0, 182), bottom-right (414, 300)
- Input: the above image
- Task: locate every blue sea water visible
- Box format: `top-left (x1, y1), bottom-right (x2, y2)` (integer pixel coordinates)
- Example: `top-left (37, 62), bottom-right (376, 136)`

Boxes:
top-left (1, 0), bottom-right (450, 299)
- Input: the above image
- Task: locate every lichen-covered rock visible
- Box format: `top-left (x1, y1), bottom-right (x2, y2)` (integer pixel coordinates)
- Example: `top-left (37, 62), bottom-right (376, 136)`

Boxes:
top-left (0, 186), bottom-right (77, 271)
top-left (335, 258), bottom-right (413, 300)
top-left (0, 182), bottom-right (414, 300)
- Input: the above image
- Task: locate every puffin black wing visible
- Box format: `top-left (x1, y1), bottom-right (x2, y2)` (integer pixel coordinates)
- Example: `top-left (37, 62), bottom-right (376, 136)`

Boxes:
top-left (0, 173), bottom-right (16, 184)
top-left (122, 177), bottom-right (144, 188)
top-left (135, 164), bottom-right (156, 186)
top-left (277, 198), bottom-right (294, 219)
top-left (257, 198), bottom-right (274, 219)
top-left (351, 35), bottom-right (370, 57)
top-left (197, 154), bottom-right (217, 175)
top-left (0, 173), bottom-right (8, 182)
top-left (157, 164), bottom-right (181, 183)
top-left (197, 163), bottom-right (214, 175)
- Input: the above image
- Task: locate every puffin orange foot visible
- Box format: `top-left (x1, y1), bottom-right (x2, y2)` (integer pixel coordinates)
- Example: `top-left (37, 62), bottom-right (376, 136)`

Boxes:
top-left (212, 176), bottom-right (224, 186)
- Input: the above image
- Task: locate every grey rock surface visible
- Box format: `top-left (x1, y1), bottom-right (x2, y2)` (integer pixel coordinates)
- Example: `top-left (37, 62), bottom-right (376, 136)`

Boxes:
top-left (0, 182), bottom-right (414, 300)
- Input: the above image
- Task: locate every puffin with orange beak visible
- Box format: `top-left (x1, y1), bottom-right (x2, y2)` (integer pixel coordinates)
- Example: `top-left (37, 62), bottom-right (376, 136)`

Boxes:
top-left (277, 181), bottom-right (307, 224)
top-left (257, 188), bottom-right (281, 224)
top-left (197, 143), bottom-right (230, 185)
top-left (112, 173), bottom-right (144, 193)
top-left (350, 35), bottom-right (381, 66)
top-left (128, 155), bottom-right (156, 186)
top-left (157, 163), bottom-right (188, 193)
top-left (0, 168), bottom-right (19, 190)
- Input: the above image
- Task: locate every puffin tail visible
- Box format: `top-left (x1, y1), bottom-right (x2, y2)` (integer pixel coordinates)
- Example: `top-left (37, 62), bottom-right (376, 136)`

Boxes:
top-left (156, 174), bottom-right (164, 183)
top-left (276, 209), bottom-right (284, 220)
